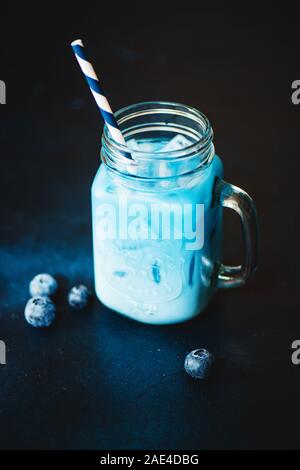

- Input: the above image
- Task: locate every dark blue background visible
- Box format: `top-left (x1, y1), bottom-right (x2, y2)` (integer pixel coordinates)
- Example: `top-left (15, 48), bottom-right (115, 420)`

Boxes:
top-left (0, 3), bottom-right (300, 450)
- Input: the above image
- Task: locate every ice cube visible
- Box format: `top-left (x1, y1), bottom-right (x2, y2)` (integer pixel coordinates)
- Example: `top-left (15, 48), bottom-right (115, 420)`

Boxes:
top-left (127, 138), bottom-right (140, 151)
top-left (137, 142), bottom-right (155, 152)
top-left (161, 134), bottom-right (192, 152)
top-left (157, 161), bottom-right (172, 179)
top-left (126, 139), bottom-right (150, 176)
top-left (157, 135), bottom-right (193, 181)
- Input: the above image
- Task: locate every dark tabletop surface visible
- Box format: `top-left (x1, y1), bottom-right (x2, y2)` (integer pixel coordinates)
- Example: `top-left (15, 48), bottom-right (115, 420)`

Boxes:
top-left (0, 4), bottom-right (300, 450)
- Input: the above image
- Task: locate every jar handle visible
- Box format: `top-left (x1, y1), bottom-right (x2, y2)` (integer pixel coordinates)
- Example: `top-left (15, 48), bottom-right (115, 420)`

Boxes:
top-left (214, 178), bottom-right (259, 288)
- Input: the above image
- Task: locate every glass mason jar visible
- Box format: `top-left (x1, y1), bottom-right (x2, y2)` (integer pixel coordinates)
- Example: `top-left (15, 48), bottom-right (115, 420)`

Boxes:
top-left (92, 102), bottom-right (258, 324)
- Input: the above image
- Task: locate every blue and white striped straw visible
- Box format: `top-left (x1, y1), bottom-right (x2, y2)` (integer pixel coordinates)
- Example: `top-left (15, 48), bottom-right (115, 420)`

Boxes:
top-left (71, 39), bottom-right (129, 150)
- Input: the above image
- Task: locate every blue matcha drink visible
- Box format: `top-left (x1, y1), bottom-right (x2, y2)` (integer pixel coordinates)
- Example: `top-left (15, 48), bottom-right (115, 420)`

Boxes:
top-left (71, 43), bottom-right (257, 325)
top-left (92, 134), bottom-right (223, 324)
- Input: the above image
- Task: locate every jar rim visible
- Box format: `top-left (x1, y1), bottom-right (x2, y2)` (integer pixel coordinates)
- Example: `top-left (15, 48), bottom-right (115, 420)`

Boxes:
top-left (102, 101), bottom-right (214, 160)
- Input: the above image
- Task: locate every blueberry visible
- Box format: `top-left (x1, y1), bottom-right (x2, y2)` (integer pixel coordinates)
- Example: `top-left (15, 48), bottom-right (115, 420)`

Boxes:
top-left (24, 296), bottom-right (56, 327)
top-left (29, 273), bottom-right (58, 297)
top-left (68, 285), bottom-right (90, 310)
top-left (184, 348), bottom-right (214, 379)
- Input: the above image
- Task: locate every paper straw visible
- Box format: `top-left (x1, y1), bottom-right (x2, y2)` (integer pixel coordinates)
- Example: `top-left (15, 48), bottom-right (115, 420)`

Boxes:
top-left (71, 39), bottom-right (129, 152)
